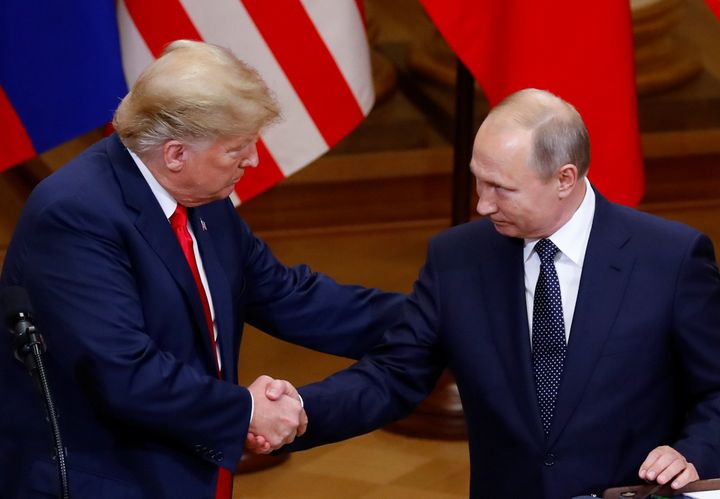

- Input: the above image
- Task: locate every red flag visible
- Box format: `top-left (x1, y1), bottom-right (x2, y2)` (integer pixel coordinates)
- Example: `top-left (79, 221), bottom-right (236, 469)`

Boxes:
top-left (118, 0), bottom-right (374, 204)
top-left (419, 0), bottom-right (644, 206)
top-left (0, 85), bottom-right (36, 170)
top-left (706, 0), bottom-right (720, 19)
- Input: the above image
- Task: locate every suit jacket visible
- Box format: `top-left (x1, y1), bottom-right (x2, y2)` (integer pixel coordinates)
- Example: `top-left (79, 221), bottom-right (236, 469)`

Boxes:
top-left (292, 192), bottom-right (720, 498)
top-left (0, 134), bottom-right (403, 499)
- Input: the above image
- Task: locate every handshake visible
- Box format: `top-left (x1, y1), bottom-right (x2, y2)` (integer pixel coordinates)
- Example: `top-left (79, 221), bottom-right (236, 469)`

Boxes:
top-left (245, 375), bottom-right (307, 454)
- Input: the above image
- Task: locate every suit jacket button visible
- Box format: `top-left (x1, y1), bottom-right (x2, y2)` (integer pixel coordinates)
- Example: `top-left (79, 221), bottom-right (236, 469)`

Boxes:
top-left (216, 451), bottom-right (224, 462)
top-left (544, 453), bottom-right (555, 466)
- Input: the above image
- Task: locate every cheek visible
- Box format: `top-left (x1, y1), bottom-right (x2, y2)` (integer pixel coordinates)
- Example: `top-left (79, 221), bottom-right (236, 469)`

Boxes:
top-left (223, 158), bottom-right (240, 175)
top-left (502, 197), bottom-right (535, 226)
top-left (496, 194), bottom-right (519, 216)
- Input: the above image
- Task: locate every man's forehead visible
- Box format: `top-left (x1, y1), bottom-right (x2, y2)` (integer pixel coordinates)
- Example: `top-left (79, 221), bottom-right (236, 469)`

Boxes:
top-left (473, 126), bottom-right (530, 160)
top-left (470, 152), bottom-right (506, 181)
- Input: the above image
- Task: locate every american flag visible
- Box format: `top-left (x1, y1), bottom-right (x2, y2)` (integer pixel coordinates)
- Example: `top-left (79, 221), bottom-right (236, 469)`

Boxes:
top-left (1, 0), bottom-right (374, 203)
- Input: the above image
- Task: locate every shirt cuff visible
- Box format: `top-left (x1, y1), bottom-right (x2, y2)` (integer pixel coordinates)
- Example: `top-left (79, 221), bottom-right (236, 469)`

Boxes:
top-left (248, 390), bottom-right (255, 424)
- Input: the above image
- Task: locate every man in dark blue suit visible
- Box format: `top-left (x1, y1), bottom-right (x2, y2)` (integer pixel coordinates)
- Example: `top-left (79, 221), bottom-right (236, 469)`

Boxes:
top-left (0, 40), bottom-right (402, 498)
top-left (270, 89), bottom-right (720, 498)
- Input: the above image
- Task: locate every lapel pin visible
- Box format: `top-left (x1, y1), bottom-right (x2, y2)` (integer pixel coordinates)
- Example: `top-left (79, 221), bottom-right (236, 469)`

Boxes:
top-left (200, 219), bottom-right (207, 231)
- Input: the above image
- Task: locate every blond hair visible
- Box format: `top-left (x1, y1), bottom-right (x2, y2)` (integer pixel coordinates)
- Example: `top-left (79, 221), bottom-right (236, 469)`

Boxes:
top-left (113, 40), bottom-right (280, 155)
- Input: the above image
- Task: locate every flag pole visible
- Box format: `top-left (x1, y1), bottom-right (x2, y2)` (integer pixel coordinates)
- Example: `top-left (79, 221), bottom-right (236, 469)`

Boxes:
top-left (386, 59), bottom-right (475, 440)
top-left (451, 58), bottom-right (475, 226)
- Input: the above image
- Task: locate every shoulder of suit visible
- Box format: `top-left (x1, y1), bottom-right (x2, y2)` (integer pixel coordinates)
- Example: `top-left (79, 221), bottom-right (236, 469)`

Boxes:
top-left (426, 219), bottom-right (505, 267)
top-left (431, 219), bottom-right (495, 245)
top-left (602, 200), bottom-right (703, 243)
top-left (26, 137), bottom-right (123, 219)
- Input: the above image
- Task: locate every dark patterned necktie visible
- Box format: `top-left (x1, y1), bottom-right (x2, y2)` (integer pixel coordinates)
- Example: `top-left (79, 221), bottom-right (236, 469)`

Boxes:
top-left (531, 238), bottom-right (566, 436)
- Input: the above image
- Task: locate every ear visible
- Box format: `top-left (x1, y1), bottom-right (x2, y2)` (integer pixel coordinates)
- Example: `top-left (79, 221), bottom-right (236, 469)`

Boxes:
top-left (556, 163), bottom-right (578, 199)
top-left (162, 140), bottom-right (187, 173)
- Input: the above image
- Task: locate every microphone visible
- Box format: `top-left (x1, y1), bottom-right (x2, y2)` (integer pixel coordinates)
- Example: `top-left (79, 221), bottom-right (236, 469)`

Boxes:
top-left (0, 286), bottom-right (46, 368)
top-left (0, 286), bottom-right (71, 497)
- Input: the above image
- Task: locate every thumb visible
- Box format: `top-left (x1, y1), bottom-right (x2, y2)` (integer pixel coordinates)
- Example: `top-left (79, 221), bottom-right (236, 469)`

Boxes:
top-left (265, 379), bottom-right (286, 400)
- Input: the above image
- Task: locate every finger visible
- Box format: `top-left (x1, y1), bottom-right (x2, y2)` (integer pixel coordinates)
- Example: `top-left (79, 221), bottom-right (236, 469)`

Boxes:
top-left (245, 434), bottom-right (255, 448)
top-left (247, 440), bottom-right (271, 454)
top-left (257, 441), bottom-right (272, 454)
top-left (670, 464), bottom-right (698, 489)
top-left (252, 434), bottom-right (268, 448)
top-left (265, 379), bottom-right (289, 400)
top-left (645, 448), bottom-right (686, 484)
top-left (266, 379), bottom-right (300, 400)
top-left (639, 446), bottom-right (666, 480)
top-left (245, 434), bottom-right (268, 454)
top-left (640, 446), bottom-right (677, 481)
top-left (252, 374), bottom-right (274, 386)
top-left (655, 457), bottom-right (687, 485)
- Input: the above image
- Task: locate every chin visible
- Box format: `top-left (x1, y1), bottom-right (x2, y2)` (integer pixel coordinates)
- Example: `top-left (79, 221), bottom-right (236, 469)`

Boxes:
top-left (219, 186), bottom-right (236, 199)
top-left (493, 223), bottom-right (520, 238)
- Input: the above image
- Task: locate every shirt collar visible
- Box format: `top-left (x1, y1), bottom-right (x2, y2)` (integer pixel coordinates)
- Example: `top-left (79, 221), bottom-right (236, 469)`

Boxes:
top-left (128, 149), bottom-right (178, 220)
top-left (523, 177), bottom-right (595, 264)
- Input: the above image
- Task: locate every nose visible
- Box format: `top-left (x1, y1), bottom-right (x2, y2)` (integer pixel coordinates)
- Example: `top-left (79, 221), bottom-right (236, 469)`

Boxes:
top-left (241, 143), bottom-right (259, 168)
top-left (476, 187), bottom-right (497, 216)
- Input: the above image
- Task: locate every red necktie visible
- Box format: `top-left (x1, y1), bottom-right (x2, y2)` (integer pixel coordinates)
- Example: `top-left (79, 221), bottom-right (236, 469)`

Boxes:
top-left (170, 205), bottom-right (233, 499)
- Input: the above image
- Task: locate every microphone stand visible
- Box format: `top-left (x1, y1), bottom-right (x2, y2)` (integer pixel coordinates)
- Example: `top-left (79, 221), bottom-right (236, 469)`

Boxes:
top-left (12, 319), bottom-right (70, 499)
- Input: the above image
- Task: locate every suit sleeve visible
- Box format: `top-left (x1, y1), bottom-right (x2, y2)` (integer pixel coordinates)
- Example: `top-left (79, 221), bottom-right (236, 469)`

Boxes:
top-left (235, 214), bottom-right (405, 359)
top-left (7, 199), bottom-right (252, 471)
top-left (670, 233), bottom-right (720, 477)
top-left (285, 242), bottom-right (446, 450)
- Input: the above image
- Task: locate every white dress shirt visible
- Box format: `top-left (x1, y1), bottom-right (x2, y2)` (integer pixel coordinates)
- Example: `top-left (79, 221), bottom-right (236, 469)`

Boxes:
top-left (524, 178), bottom-right (595, 341)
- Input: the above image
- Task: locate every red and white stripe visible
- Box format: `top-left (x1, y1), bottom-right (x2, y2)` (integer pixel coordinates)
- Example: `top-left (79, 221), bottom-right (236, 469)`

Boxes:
top-left (117, 0), bottom-right (374, 203)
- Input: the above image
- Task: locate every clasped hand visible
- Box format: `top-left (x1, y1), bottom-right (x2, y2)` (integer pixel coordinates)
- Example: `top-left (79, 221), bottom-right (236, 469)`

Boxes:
top-left (246, 375), bottom-right (307, 454)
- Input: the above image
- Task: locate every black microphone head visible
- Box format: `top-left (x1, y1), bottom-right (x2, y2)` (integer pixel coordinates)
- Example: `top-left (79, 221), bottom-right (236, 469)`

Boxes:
top-left (0, 286), bottom-right (34, 325)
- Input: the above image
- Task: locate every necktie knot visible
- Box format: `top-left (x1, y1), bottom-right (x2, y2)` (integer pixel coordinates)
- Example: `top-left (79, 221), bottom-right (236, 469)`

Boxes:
top-left (170, 205), bottom-right (188, 230)
top-left (535, 238), bottom-right (559, 264)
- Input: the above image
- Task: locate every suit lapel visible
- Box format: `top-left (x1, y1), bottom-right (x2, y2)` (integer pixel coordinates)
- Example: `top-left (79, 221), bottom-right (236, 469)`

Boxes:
top-left (107, 135), bottom-right (219, 367)
top-left (189, 207), bottom-right (235, 381)
top-left (547, 194), bottom-right (635, 446)
top-left (481, 231), bottom-right (545, 445)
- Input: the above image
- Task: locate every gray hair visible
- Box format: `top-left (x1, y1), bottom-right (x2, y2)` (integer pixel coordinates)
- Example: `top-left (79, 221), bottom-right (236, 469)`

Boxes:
top-left (490, 88), bottom-right (590, 178)
top-left (113, 40), bottom-right (280, 155)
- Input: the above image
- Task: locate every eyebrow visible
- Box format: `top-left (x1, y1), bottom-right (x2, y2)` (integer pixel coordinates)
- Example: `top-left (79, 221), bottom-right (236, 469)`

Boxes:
top-left (227, 141), bottom-right (250, 152)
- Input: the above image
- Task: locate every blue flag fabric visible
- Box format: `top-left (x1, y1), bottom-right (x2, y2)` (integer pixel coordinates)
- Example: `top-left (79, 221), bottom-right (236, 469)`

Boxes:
top-left (0, 0), bottom-right (127, 156)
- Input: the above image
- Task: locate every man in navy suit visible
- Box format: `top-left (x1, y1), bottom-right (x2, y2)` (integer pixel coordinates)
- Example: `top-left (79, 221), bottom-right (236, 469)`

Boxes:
top-left (268, 89), bottom-right (720, 498)
top-left (0, 40), bottom-right (402, 498)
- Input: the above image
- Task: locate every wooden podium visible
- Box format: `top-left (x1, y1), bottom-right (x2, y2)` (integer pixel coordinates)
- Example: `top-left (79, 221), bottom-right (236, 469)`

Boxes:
top-left (603, 478), bottom-right (720, 498)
